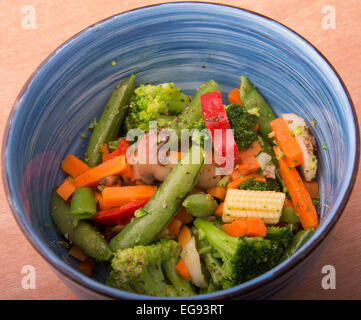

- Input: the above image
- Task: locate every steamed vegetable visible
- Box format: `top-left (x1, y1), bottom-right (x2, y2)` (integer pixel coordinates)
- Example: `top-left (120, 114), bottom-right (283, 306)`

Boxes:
top-left (225, 103), bottom-right (258, 150)
top-left (70, 187), bottom-right (97, 220)
top-left (124, 82), bottom-right (190, 132)
top-left (275, 147), bottom-right (318, 229)
top-left (61, 154), bottom-right (90, 178)
top-left (182, 193), bottom-right (218, 218)
top-left (239, 76), bottom-right (276, 143)
top-left (223, 189), bottom-right (285, 225)
top-left (85, 74), bottom-right (135, 167)
top-left (109, 145), bottom-right (204, 251)
top-left (51, 191), bottom-right (112, 261)
top-left (280, 229), bottom-right (315, 262)
top-left (270, 117), bottom-right (304, 167)
top-left (56, 177), bottom-right (76, 201)
top-left (282, 113), bottom-right (317, 181)
top-left (221, 217), bottom-right (267, 237)
top-left (193, 218), bottom-right (292, 288)
top-left (108, 239), bottom-right (195, 296)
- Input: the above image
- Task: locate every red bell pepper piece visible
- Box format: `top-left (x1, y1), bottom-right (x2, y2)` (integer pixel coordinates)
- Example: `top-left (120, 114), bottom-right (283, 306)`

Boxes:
top-left (103, 138), bottom-right (130, 162)
top-left (92, 198), bottom-right (149, 225)
top-left (200, 91), bottom-right (240, 168)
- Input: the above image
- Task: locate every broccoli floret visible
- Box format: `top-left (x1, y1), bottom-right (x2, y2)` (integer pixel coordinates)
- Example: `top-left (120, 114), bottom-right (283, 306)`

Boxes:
top-left (193, 218), bottom-right (293, 288)
top-left (239, 177), bottom-right (281, 192)
top-left (107, 239), bottom-right (196, 297)
top-left (265, 226), bottom-right (294, 249)
top-left (225, 103), bottom-right (257, 150)
top-left (124, 83), bottom-right (190, 131)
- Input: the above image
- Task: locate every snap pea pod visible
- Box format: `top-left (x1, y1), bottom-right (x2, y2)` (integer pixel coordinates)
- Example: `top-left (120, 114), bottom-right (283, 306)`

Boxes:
top-left (240, 76), bottom-right (276, 144)
top-left (162, 258), bottom-right (196, 296)
top-left (70, 187), bottom-right (97, 220)
top-left (109, 145), bottom-right (205, 251)
top-left (85, 74), bottom-right (135, 167)
top-left (169, 80), bottom-right (220, 134)
top-left (182, 193), bottom-right (218, 218)
top-left (280, 228), bottom-right (315, 262)
top-left (51, 191), bottom-right (113, 261)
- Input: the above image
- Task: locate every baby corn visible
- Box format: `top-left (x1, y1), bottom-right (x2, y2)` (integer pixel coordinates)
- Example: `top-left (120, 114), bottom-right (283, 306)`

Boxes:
top-left (223, 189), bottom-right (285, 224)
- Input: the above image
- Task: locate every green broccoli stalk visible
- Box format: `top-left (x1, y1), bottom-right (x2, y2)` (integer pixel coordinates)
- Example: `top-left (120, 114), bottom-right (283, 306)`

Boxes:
top-left (239, 177), bottom-right (281, 192)
top-left (193, 218), bottom-right (293, 288)
top-left (225, 103), bottom-right (258, 150)
top-left (107, 239), bottom-right (196, 297)
top-left (124, 83), bottom-right (190, 131)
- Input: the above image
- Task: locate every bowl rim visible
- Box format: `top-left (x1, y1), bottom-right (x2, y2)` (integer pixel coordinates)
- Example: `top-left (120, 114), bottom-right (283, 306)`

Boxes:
top-left (2, 1), bottom-right (359, 300)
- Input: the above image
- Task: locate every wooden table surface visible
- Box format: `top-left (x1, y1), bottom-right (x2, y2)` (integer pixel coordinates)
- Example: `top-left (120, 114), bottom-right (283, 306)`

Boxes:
top-left (0, 0), bottom-right (360, 300)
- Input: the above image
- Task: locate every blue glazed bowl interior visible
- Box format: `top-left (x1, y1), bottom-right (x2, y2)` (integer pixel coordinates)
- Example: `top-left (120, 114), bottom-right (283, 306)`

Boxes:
top-left (3, 3), bottom-right (358, 299)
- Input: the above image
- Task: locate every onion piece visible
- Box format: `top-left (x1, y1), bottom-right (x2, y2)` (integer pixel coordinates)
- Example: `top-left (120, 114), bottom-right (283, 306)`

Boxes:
top-left (181, 236), bottom-right (208, 288)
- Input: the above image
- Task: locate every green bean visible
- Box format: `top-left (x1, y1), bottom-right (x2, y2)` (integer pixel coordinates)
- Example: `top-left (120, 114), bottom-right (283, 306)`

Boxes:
top-left (70, 187), bottom-right (97, 220)
top-left (240, 76), bottom-right (276, 144)
top-left (182, 193), bottom-right (218, 218)
top-left (280, 229), bottom-right (315, 262)
top-left (85, 74), bottom-right (135, 167)
top-left (109, 145), bottom-right (205, 251)
top-left (281, 206), bottom-right (300, 224)
top-left (51, 191), bottom-right (113, 261)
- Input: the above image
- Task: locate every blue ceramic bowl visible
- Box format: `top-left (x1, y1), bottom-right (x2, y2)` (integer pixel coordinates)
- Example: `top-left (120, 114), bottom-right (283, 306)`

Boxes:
top-left (3, 2), bottom-right (359, 299)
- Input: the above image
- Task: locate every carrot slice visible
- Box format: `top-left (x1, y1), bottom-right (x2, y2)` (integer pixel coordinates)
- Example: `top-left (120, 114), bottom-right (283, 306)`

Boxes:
top-left (239, 141), bottom-right (262, 162)
top-left (270, 117), bottom-right (303, 167)
top-left (227, 173), bottom-right (265, 190)
top-left (215, 202), bottom-right (224, 217)
top-left (275, 147), bottom-right (318, 229)
top-left (176, 207), bottom-right (194, 224)
top-left (222, 220), bottom-right (248, 237)
top-left (74, 156), bottom-right (127, 188)
top-left (176, 259), bottom-right (191, 281)
top-left (100, 144), bottom-right (110, 162)
top-left (222, 217), bottom-right (267, 237)
top-left (120, 161), bottom-right (135, 184)
top-left (56, 177), bottom-right (76, 201)
top-left (101, 185), bottom-right (157, 208)
top-left (168, 218), bottom-right (182, 236)
top-left (228, 88), bottom-right (242, 105)
top-left (229, 168), bottom-right (241, 181)
top-left (178, 225), bottom-right (192, 248)
top-left (61, 154), bottom-right (90, 178)
top-left (207, 186), bottom-right (226, 200)
top-left (238, 156), bottom-right (260, 175)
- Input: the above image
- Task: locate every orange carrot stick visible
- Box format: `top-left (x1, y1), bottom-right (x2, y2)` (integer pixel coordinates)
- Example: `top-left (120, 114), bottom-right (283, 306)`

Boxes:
top-left (168, 218), bottom-right (182, 236)
top-left (238, 156), bottom-right (260, 175)
top-left (74, 155), bottom-right (127, 188)
top-left (275, 147), bottom-right (318, 229)
top-left (227, 174), bottom-right (265, 189)
top-left (56, 177), bottom-right (76, 201)
top-left (61, 154), bottom-right (90, 178)
top-left (178, 225), bottom-right (192, 248)
top-left (270, 117), bottom-right (303, 167)
top-left (176, 259), bottom-right (191, 281)
top-left (176, 208), bottom-right (194, 224)
top-left (207, 186), bottom-right (226, 200)
top-left (100, 144), bottom-right (110, 162)
top-left (228, 88), bottom-right (242, 105)
top-left (239, 141), bottom-right (262, 162)
top-left (120, 161), bottom-right (135, 184)
top-left (221, 217), bottom-right (267, 237)
top-left (215, 202), bottom-right (224, 217)
top-left (101, 185), bottom-right (157, 208)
